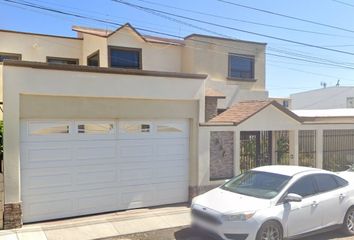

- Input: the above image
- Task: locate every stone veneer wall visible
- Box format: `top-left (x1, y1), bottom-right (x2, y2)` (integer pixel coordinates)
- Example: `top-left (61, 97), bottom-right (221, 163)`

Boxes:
top-left (205, 97), bottom-right (218, 122)
top-left (210, 131), bottom-right (234, 180)
top-left (3, 202), bottom-right (22, 229)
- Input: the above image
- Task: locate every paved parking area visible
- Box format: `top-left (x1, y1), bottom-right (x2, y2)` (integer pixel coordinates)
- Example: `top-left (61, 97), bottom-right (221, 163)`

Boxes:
top-left (108, 226), bottom-right (354, 240)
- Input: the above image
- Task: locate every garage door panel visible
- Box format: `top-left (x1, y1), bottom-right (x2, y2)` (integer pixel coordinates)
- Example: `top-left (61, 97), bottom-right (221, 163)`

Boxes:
top-left (76, 169), bottom-right (117, 185)
top-left (77, 193), bottom-right (119, 212)
top-left (120, 186), bottom-right (156, 209)
top-left (21, 145), bottom-right (72, 169)
top-left (23, 172), bottom-right (73, 191)
top-left (119, 168), bottom-right (154, 184)
top-left (155, 182), bottom-right (188, 204)
top-left (119, 143), bottom-right (154, 158)
top-left (23, 194), bottom-right (75, 222)
top-left (74, 141), bottom-right (117, 160)
top-left (156, 141), bottom-right (188, 156)
top-left (21, 119), bottom-right (189, 222)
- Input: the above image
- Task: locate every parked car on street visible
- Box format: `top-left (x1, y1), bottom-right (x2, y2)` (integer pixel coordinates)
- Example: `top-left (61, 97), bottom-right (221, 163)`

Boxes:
top-left (191, 165), bottom-right (354, 240)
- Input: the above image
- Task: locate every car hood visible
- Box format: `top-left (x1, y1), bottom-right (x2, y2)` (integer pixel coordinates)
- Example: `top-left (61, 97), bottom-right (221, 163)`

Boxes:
top-left (193, 187), bottom-right (272, 214)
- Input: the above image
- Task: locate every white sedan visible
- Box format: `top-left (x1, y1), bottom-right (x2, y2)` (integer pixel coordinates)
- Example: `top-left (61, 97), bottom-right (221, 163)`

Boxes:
top-left (191, 165), bottom-right (354, 240)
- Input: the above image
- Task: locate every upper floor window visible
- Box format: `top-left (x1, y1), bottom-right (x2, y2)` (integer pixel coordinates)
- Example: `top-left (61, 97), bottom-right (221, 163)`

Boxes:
top-left (108, 46), bottom-right (141, 69)
top-left (47, 57), bottom-right (79, 65)
top-left (0, 52), bottom-right (21, 62)
top-left (87, 51), bottom-right (99, 67)
top-left (228, 54), bottom-right (255, 80)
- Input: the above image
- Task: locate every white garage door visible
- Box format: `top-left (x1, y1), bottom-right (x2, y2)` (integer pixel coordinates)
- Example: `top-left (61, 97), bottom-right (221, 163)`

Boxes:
top-left (20, 119), bottom-right (189, 223)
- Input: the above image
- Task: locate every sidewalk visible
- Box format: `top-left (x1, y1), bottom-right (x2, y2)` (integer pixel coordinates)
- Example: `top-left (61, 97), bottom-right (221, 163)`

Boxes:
top-left (0, 204), bottom-right (191, 240)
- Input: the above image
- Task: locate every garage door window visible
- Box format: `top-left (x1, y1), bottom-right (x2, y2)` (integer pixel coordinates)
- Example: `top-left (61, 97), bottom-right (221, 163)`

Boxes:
top-left (157, 124), bottom-right (182, 133)
top-left (77, 123), bottom-right (114, 134)
top-left (29, 122), bottom-right (70, 135)
top-left (121, 123), bottom-right (151, 133)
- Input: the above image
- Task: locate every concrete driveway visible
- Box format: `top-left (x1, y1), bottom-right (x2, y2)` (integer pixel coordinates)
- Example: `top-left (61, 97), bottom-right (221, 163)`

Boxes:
top-left (106, 226), bottom-right (353, 240)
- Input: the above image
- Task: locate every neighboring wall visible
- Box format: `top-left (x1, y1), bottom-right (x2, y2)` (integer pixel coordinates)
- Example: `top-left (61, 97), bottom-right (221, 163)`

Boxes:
top-left (291, 87), bottom-right (354, 110)
top-left (0, 30), bottom-right (82, 64)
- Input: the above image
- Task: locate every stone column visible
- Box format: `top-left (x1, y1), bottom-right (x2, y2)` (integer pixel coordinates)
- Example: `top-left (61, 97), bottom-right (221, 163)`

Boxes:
top-left (205, 97), bottom-right (218, 122)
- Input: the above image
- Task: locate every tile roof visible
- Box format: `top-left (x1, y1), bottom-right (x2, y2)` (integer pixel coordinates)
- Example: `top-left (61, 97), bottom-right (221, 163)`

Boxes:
top-left (209, 100), bottom-right (302, 124)
top-left (205, 88), bottom-right (226, 98)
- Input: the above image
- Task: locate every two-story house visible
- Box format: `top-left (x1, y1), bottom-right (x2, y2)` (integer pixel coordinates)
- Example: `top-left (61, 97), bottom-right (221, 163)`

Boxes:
top-left (0, 23), bottom-right (268, 228)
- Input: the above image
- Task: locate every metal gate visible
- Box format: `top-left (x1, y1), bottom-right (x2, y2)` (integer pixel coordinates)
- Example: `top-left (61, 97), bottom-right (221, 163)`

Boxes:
top-left (299, 130), bottom-right (316, 167)
top-left (274, 131), bottom-right (290, 165)
top-left (240, 131), bottom-right (272, 172)
top-left (323, 129), bottom-right (354, 171)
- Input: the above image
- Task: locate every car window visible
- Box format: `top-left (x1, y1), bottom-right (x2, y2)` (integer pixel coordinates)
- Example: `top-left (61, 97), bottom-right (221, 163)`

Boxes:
top-left (334, 175), bottom-right (349, 187)
top-left (287, 176), bottom-right (317, 197)
top-left (221, 171), bottom-right (291, 199)
top-left (314, 174), bottom-right (340, 193)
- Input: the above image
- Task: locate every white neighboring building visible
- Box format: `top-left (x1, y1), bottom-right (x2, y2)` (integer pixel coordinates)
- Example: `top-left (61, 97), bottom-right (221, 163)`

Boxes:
top-left (290, 86), bottom-right (354, 110)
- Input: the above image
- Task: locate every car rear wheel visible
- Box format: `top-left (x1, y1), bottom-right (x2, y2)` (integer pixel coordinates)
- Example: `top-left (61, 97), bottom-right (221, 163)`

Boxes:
top-left (343, 207), bottom-right (354, 235)
top-left (256, 221), bottom-right (283, 240)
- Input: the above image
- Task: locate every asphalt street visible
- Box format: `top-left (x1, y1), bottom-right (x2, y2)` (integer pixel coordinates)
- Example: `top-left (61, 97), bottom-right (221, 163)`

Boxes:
top-left (104, 226), bottom-right (354, 240)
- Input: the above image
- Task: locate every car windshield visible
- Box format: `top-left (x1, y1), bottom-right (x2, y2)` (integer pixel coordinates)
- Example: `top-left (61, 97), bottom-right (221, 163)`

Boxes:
top-left (221, 171), bottom-right (291, 199)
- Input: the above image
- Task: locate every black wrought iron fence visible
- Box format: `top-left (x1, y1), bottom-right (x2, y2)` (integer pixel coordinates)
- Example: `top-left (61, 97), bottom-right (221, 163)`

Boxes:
top-left (240, 131), bottom-right (272, 172)
top-left (323, 129), bottom-right (354, 171)
top-left (274, 131), bottom-right (290, 165)
top-left (299, 130), bottom-right (316, 167)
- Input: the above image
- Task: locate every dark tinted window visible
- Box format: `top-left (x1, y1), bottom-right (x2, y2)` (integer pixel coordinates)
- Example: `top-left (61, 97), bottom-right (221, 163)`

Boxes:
top-left (314, 174), bottom-right (340, 193)
top-left (109, 47), bottom-right (141, 69)
top-left (221, 171), bottom-right (291, 199)
top-left (47, 57), bottom-right (78, 65)
top-left (334, 175), bottom-right (349, 187)
top-left (228, 54), bottom-right (254, 79)
top-left (287, 176), bottom-right (317, 197)
top-left (0, 53), bottom-right (21, 62)
top-left (87, 52), bottom-right (99, 67)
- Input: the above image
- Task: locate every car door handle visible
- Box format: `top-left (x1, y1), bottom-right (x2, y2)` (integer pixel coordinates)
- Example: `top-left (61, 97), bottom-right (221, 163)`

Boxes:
top-left (312, 201), bottom-right (319, 207)
top-left (340, 194), bottom-right (346, 200)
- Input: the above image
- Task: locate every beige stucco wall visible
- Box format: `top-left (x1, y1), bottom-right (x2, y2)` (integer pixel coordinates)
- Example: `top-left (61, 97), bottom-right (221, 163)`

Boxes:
top-left (82, 33), bottom-right (107, 66)
top-left (182, 36), bottom-right (267, 108)
top-left (182, 36), bottom-right (266, 88)
top-left (0, 27), bottom-right (269, 110)
top-left (0, 31), bottom-right (82, 64)
top-left (106, 27), bottom-right (182, 71)
top-left (2, 65), bottom-right (205, 203)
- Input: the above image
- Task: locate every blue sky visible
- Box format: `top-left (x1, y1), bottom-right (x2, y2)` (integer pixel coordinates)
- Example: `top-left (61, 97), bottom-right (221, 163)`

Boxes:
top-left (2, 0), bottom-right (354, 97)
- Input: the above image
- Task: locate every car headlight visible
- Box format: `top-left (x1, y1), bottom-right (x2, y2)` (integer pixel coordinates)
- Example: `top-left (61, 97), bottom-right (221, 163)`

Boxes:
top-left (222, 211), bottom-right (256, 221)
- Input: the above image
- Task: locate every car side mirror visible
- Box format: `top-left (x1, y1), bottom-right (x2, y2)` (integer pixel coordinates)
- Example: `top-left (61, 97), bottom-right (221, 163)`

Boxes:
top-left (284, 193), bottom-right (302, 203)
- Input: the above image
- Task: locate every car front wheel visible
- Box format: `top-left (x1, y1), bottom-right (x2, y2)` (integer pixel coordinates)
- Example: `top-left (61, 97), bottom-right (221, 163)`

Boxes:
top-left (343, 207), bottom-right (354, 235)
top-left (256, 221), bottom-right (283, 240)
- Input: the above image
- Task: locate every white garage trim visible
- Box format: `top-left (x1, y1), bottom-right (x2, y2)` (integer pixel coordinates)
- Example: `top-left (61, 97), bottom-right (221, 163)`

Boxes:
top-left (20, 119), bottom-right (189, 222)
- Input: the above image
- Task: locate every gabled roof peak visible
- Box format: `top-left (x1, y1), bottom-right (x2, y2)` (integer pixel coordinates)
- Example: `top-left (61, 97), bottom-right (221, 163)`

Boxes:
top-left (210, 100), bottom-right (302, 124)
top-left (72, 23), bottom-right (184, 45)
